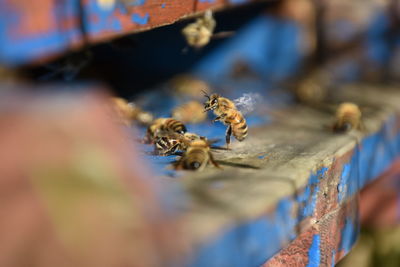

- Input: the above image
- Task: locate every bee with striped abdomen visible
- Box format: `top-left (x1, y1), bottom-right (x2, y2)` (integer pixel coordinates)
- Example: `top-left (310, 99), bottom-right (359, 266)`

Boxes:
top-left (174, 138), bottom-right (220, 171)
top-left (144, 118), bottom-right (187, 144)
top-left (204, 93), bottom-right (248, 148)
top-left (332, 102), bottom-right (363, 132)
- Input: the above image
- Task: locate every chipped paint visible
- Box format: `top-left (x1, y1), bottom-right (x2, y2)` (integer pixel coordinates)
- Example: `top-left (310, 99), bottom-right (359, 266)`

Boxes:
top-left (306, 235), bottom-right (321, 267)
top-left (297, 168), bottom-right (327, 221)
top-left (126, 0), bottom-right (146, 6)
top-left (131, 13), bottom-right (150, 25)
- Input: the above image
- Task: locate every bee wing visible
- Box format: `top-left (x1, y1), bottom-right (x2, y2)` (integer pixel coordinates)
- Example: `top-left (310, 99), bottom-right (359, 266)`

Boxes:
top-left (207, 138), bottom-right (220, 146)
top-left (233, 93), bottom-right (263, 115)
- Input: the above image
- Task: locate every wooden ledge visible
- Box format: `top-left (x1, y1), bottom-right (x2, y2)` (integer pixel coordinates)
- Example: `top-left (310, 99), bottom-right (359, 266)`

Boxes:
top-left (173, 84), bottom-right (400, 266)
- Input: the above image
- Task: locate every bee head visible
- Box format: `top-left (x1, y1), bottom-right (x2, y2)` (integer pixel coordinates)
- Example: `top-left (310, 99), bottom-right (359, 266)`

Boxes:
top-left (333, 122), bottom-right (352, 133)
top-left (204, 93), bottom-right (219, 111)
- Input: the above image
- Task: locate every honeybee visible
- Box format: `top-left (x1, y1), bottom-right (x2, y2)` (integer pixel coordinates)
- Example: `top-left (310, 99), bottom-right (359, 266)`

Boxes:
top-left (169, 74), bottom-right (211, 99)
top-left (182, 10), bottom-right (216, 49)
top-left (182, 10), bottom-right (233, 49)
top-left (172, 101), bottom-right (207, 123)
top-left (154, 132), bottom-right (202, 156)
top-left (144, 118), bottom-right (187, 144)
top-left (295, 70), bottom-right (331, 105)
top-left (174, 138), bottom-right (220, 171)
top-left (204, 93), bottom-right (248, 148)
top-left (111, 97), bottom-right (153, 126)
top-left (332, 102), bottom-right (363, 132)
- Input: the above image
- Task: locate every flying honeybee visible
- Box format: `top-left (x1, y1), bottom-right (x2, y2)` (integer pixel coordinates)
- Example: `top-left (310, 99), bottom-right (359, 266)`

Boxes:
top-left (172, 101), bottom-right (207, 123)
top-left (154, 132), bottom-right (203, 156)
top-left (182, 10), bottom-right (216, 49)
top-left (144, 118), bottom-right (187, 144)
top-left (332, 102), bottom-right (363, 132)
top-left (182, 10), bottom-right (233, 49)
top-left (111, 97), bottom-right (153, 126)
top-left (204, 93), bottom-right (248, 148)
top-left (174, 138), bottom-right (220, 171)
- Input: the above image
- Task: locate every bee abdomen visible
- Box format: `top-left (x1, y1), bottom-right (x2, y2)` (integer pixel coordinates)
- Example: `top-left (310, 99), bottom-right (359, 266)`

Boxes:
top-left (231, 115), bottom-right (248, 141)
top-left (162, 119), bottom-right (187, 134)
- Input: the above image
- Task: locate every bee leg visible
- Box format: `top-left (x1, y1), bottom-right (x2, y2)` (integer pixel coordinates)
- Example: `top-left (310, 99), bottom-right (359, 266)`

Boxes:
top-left (212, 116), bottom-right (222, 123)
top-left (198, 160), bottom-right (208, 171)
top-left (164, 143), bottom-right (180, 155)
top-left (225, 125), bottom-right (232, 149)
top-left (173, 157), bottom-right (184, 170)
top-left (209, 152), bottom-right (222, 169)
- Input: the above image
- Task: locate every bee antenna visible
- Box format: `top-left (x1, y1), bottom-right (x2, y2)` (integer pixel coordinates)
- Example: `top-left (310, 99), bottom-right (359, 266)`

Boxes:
top-left (201, 89), bottom-right (210, 99)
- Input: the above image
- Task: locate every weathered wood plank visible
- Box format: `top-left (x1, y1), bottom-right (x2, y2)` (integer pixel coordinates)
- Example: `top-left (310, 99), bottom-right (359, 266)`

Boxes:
top-left (173, 84), bottom-right (400, 266)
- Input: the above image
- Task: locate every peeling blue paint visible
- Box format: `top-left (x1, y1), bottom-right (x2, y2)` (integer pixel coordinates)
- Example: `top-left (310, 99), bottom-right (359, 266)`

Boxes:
top-left (126, 0), bottom-right (146, 6)
top-left (131, 13), bottom-right (150, 25)
top-left (188, 197), bottom-right (297, 267)
top-left (87, 1), bottom-right (122, 34)
top-left (307, 234), bottom-right (321, 267)
top-left (296, 168), bottom-right (327, 221)
top-left (161, 3), bottom-right (166, 8)
top-left (337, 115), bottom-right (400, 204)
top-left (199, 0), bottom-right (216, 3)
top-left (338, 163), bottom-right (351, 202)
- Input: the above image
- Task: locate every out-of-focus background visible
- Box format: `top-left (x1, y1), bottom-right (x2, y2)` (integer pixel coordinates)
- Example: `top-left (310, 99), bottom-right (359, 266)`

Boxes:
top-left (1, 0), bottom-right (400, 266)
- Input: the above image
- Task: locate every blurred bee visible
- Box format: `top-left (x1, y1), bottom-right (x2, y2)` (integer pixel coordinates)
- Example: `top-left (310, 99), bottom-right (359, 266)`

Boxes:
top-left (182, 10), bottom-right (216, 49)
top-left (182, 10), bottom-right (233, 49)
top-left (111, 97), bottom-right (153, 126)
top-left (154, 132), bottom-right (203, 156)
top-left (144, 118), bottom-right (187, 144)
top-left (174, 138), bottom-right (220, 171)
top-left (294, 70), bottom-right (331, 106)
top-left (332, 102), bottom-right (363, 132)
top-left (169, 74), bottom-right (211, 99)
top-left (204, 93), bottom-right (248, 148)
top-left (172, 101), bottom-right (207, 123)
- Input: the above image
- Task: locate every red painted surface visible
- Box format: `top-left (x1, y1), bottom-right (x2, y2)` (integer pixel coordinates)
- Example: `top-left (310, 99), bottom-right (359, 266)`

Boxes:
top-left (360, 158), bottom-right (400, 228)
top-left (263, 196), bottom-right (358, 267)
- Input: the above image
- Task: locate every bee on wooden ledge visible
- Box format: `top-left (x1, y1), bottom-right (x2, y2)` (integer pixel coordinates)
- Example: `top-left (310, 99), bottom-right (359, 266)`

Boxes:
top-left (173, 138), bottom-right (221, 171)
top-left (332, 102), bottom-right (364, 133)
